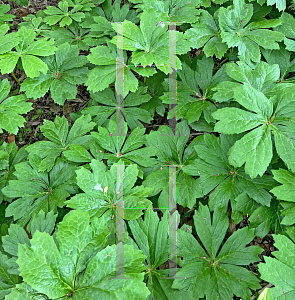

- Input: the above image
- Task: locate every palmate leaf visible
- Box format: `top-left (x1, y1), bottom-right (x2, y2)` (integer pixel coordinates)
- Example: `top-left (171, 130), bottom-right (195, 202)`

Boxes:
top-left (0, 24), bottom-right (19, 55)
top-left (212, 82), bottom-right (295, 179)
top-left (212, 61), bottom-right (280, 103)
top-left (17, 15), bottom-right (53, 42)
top-left (1, 210), bottom-right (57, 276)
top-left (81, 85), bottom-right (153, 130)
top-left (219, 0), bottom-right (284, 64)
top-left (98, 0), bottom-right (139, 23)
top-left (259, 234), bottom-right (295, 299)
top-left (143, 121), bottom-right (203, 209)
top-left (128, 0), bottom-right (201, 23)
top-left (257, 0), bottom-right (286, 12)
top-left (127, 209), bottom-right (195, 300)
top-left (110, 9), bottom-right (191, 75)
top-left (0, 26), bottom-right (56, 78)
top-left (0, 5), bottom-right (14, 25)
top-left (80, 0), bottom-right (139, 47)
top-left (1, 155), bottom-right (78, 227)
top-left (184, 9), bottom-right (228, 59)
top-left (65, 159), bottom-right (153, 222)
top-left (67, 0), bottom-right (97, 12)
top-left (160, 55), bottom-right (229, 124)
top-left (43, 0), bottom-right (85, 27)
top-left (85, 42), bottom-right (145, 97)
top-left (183, 133), bottom-right (278, 210)
top-left (62, 137), bottom-right (104, 164)
top-left (48, 21), bottom-right (92, 51)
top-left (25, 115), bottom-right (95, 172)
top-left (5, 282), bottom-right (49, 300)
top-left (262, 43), bottom-right (295, 81)
top-left (20, 42), bottom-right (89, 106)
top-left (0, 78), bottom-right (33, 135)
top-left (274, 12), bottom-right (295, 52)
top-left (269, 168), bottom-right (295, 226)
top-left (0, 251), bottom-right (20, 299)
top-left (0, 142), bottom-right (28, 204)
top-left (247, 198), bottom-right (282, 238)
top-left (127, 209), bottom-right (172, 283)
top-left (172, 203), bottom-right (263, 300)
top-left (142, 69), bottom-right (166, 117)
top-left (15, 210), bottom-right (150, 299)
top-left (233, 187), bottom-right (282, 238)
top-left (90, 119), bottom-right (157, 169)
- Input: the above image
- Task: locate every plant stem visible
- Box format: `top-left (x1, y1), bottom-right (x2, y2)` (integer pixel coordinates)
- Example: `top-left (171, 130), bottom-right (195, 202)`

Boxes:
top-left (182, 205), bottom-right (197, 218)
top-left (213, 58), bottom-right (228, 72)
top-left (11, 72), bottom-right (21, 86)
top-left (276, 79), bottom-right (295, 83)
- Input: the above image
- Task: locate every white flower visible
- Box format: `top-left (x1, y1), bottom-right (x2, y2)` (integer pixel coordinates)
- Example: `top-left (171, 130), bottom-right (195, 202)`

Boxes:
top-left (94, 183), bottom-right (103, 191)
top-left (157, 21), bottom-right (165, 28)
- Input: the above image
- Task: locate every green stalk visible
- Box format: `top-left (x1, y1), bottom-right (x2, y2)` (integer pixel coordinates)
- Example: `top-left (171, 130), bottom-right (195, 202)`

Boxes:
top-left (213, 58), bottom-right (228, 72)
top-left (11, 72), bottom-right (21, 86)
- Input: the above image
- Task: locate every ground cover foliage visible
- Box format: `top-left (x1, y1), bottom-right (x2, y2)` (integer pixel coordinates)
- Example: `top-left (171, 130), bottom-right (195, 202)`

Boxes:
top-left (0, 0), bottom-right (295, 299)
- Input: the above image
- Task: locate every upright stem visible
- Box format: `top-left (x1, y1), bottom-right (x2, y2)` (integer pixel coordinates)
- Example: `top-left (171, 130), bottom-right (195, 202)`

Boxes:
top-left (213, 58), bottom-right (228, 72)
top-left (11, 72), bottom-right (21, 86)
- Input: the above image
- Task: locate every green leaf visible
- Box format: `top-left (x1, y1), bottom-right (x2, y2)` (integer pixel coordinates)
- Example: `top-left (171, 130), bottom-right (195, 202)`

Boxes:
top-left (269, 168), bottom-right (295, 226)
top-left (129, 0), bottom-right (200, 23)
top-left (228, 125), bottom-right (272, 179)
top-left (0, 141), bottom-right (28, 203)
top-left (185, 133), bottom-right (274, 209)
top-left (0, 79), bottom-right (32, 135)
top-left (269, 168), bottom-right (295, 202)
top-left (25, 115), bottom-right (95, 172)
top-left (219, 0), bottom-right (284, 63)
top-left (110, 9), bottom-right (191, 75)
top-left (1, 223), bottom-right (31, 276)
top-left (43, 1), bottom-right (85, 26)
top-left (65, 159), bottom-right (153, 221)
top-left (20, 43), bottom-right (89, 105)
top-left (5, 282), bottom-right (47, 300)
top-left (160, 56), bottom-right (229, 124)
top-left (85, 44), bottom-right (139, 97)
top-left (0, 251), bottom-right (20, 298)
top-left (26, 210), bottom-right (58, 236)
top-left (63, 144), bottom-right (94, 163)
top-left (0, 5), bottom-right (15, 25)
top-left (212, 83), bottom-right (280, 179)
top-left (275, 12), bottom-right (295, 51)
top-left (257, 287), bottom-right (274, 300)
top-left (258, 0), bottom-right (286, 11)
top-left (0, 25), bottom-right (19, 55)
top-left (212, 60), bottom-right (280, 103)
top-left (91, 119), bottom-right (157, 168)
top-left (2, 224), bottom-right (30, 257)
top-left (262, 43), bottom-right (295, 81)
top-left (0, 27), bottom-right (56, 78)
top-left (143, 121), bottom-right (203, 209)
top-left (172, 203), bottom-right (262, 299)
top-left (2, 156), bottom-right (78, 227)
top-left (127, 209), bottom-right (193, 299)
top-left (248, 199), bottom-right (282, 238)
top-left (17, 210), bottom-right (150, 299)
top-left (184, 9), bottom-right (228, 59)
top-left (259, 234), bottom-right (295, 299)
top-left (82, 86), bottom-right (153, 130)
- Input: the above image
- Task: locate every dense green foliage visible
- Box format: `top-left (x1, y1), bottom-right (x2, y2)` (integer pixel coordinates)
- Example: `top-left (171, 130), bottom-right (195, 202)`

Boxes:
top-left (0, 0), bottom-right (295, 299)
